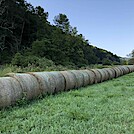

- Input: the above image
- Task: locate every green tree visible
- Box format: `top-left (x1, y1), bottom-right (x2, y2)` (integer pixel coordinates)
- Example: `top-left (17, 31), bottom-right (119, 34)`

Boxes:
top-left (54, 13), bottom-right (70, 33)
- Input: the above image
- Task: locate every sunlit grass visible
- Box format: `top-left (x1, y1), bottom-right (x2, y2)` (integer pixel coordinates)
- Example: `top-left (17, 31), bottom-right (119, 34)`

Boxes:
top-left (0, 73), bottom-right (134, 134)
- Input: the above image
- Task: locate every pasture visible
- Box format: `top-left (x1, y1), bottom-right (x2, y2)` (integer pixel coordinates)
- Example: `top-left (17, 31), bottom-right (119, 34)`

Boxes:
top-left (0, 73), bottom-right (134, 134)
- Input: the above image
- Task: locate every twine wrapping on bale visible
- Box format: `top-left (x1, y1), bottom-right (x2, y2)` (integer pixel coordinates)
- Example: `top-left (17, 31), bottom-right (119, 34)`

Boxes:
top-left (60, 71), bottom-right (76, 91)
top-left (0, 77), bottom-right (22, 108)
top-left (6, 73), bottom-right (40, 100)
top-left (27, 72), bottom-right (56, 95)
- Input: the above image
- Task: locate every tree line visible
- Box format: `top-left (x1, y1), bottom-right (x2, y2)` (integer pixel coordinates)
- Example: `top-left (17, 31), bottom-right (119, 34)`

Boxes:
top-left (0, 0), bottom-right (121, 67)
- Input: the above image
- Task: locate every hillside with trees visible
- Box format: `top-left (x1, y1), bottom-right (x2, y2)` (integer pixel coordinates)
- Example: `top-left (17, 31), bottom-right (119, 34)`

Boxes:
top-left (0, 0), bottom-right (121, 68)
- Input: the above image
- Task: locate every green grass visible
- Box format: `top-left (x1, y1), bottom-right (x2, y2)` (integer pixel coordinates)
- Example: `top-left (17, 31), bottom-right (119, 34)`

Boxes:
top-left (0, 73), bottom-right (134, 134)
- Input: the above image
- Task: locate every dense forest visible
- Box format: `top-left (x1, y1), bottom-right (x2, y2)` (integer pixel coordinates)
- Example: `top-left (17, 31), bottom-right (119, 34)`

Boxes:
top-left (0, 0), bottom-right (121, 68)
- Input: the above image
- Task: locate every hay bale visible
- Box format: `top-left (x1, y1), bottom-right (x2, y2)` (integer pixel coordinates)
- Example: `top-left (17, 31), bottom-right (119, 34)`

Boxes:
top-left (45, 71), bottom-right (65, 93)
top-left (102, 68), bottom-right (111, 81)
top-left (6, 73), bottom-right (40, 100)
top-left (103, 68), bottom-right (115, 80)
top-left (79, 70), bottom-right (90, 86)
top-left (70, 70), bottom-right (84, 88)
top-left (127, 66), bottom-right (132, 73)
top-left (127, 65), bottom-right (134, 73)
top-left (112, 67), bottom-right (120, 78)
top-left (60, 71), bottom-right (76, 91)
top-left (28, 72), bottom-right (56, 95)
top-left (116, 66), bottom-right (124, 76)
top-left (120, 66), bottom-right (129, 74)
top-left (109, 68), bottom-right (116, 78)
top-left (0, 77), bottom-right (22, 108)
top-left (84, 70), bottom-right (96, 84)
top-left (90, 69), bottom-right (101, 83)
top-left (96, 69), bottom-right (106, 82)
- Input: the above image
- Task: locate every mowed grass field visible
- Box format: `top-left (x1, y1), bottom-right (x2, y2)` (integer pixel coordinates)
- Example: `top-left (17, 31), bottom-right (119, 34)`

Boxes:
top-left (0, 73), bottom-right (134, 134)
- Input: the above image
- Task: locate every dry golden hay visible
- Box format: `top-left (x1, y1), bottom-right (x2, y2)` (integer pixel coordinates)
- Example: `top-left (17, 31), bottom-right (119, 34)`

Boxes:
top-left (0, 77), bottom-right (23, 108)
top-left (6, 73), bottom-right (40, 100)
top-left (103, 68), bottom-right (115, 80)
top-left (27, 72), bottom-right (56, 95)
top-left (60, 71), bottom-right (76, 91)
top-left (45, 71), bottom-right (65, 93)
top-left (69, 70), bottom-right (84, 88)
top-left (90, 69), bottom-right (101, 83)
top-left (84, 70), bottom-right (96, 84)
top-left (79, 70), bottom-right (90, 86)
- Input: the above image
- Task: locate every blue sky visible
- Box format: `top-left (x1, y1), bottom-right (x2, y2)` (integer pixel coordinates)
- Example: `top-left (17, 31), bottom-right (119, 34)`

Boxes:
top-left (27, 0), bottom-right (134, 57)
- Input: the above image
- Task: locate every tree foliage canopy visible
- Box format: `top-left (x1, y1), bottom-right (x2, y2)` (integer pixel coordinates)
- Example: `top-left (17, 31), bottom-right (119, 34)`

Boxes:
top-left (0, 0), bottom-right (121, 66)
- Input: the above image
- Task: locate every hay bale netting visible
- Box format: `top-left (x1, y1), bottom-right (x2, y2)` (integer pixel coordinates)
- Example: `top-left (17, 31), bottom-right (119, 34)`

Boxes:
top-left (103, 68), bottom-right (115, 80)
top-left (27, 72), bottom-right (57, 95)
top-left (60, 71), bottom-right (76, 91)
top-left (69, 70), bottom-right (84, 88)
top-left (90, 69), bottom-right (102, 83)
top-left (45, 71), bottom-right (65, 93)
top-left (84, 70), bottom-right (96, 84)
top-left (0, 77), bottom-right (23, 108)
top-left (6, 73), bottom-right (40, 100)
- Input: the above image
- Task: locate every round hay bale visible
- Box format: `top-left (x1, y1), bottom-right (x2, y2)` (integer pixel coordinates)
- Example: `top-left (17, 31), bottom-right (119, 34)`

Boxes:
top-left (79, 70), bottom-right (90, 86)
top-left (131, 65), bottom-right (134, 72)
top-left (101, 68), bottom-right (110, 81)
top-left (127, 65), bottom-right (134, 73)
top-left (60, 71), bottom-right (76, 91)
top-left (6, 73), bottom-right (40, 100)
top-left (116, 66), bottom-right (124, 76)
top-left (28, 72), bottom-right (56, 95)
top-left (120, 66), bottom-right (129, 74)
top-left (45, 71), bottom-right (65, 93)
top-left (84, 70), bottom-right (96, 84)
top-left (69, 70), bottom-right (84, 88)
top-left (96, 69), bottom-right (106, 82)
top-left (0, 77), bottom-right (22, 108)
top-left (127, 66), bottom-right (132, 73)
top-left (109, 68), bottom-right (116, 78)
top-left (112, 67), bottom-right (120, 78)
top-left (103, 68), bottom-right (115, 80)
top-left (90, 69), bottom-right (101, 83)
